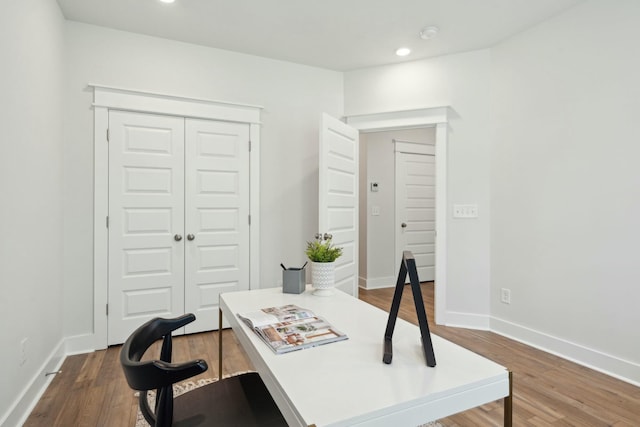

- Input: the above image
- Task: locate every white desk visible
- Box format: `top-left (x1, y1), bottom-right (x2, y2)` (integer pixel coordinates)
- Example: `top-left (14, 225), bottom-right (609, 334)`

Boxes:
top-left (219, 287), bottom-right (512, 427)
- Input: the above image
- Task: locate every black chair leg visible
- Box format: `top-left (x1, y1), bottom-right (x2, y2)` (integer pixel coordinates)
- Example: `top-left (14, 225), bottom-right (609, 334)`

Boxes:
top-left (155, 386), bottom-right (174, 427)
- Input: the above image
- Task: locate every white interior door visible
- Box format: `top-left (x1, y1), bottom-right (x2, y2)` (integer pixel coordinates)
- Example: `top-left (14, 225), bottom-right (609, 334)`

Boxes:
top-left (184, 119), bottom-right (250, 334)
top-left (319, 113), bottom-right (359, 296)
top-left (108, 110), bottom-right (185, 345)
top-left (395, 151), bottom-right (436, 282)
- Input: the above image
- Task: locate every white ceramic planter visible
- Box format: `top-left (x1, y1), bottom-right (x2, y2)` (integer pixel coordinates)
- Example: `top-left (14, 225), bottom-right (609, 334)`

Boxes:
top-left (311, 261), bottom-right (335, 296)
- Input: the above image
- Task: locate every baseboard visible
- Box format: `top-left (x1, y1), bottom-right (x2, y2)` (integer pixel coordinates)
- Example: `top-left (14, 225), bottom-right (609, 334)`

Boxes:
top-left (358, 276), bottom-right (367, 289)
top-left (1, 339), bottom-right (66, 427)
top-left (65, 333), bottom-right (96, 356)
top-left (491, 316), bottom-right (640, 387)
top-left (445, 311), bottom-right (490, 330)
top-left (0, 333), bottom-right (97, 427)
top-left (358, 275), bottom-right (396, 290)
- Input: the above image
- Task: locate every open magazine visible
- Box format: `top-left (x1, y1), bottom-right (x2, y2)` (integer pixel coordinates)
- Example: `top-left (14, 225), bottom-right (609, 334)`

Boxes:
top-left (238, 304), bottom-right (348, 354)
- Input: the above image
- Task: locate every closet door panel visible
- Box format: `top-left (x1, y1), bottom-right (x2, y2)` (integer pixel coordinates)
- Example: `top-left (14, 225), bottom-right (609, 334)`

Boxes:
top-left (107, 111), bottom-right (185, 345)
top-left (184, 119), bottom-right (251, 333)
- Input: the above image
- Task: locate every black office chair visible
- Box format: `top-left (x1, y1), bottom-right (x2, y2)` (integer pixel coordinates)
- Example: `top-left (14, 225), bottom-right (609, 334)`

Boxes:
top-left (120, 313), bottom-right (287, 427)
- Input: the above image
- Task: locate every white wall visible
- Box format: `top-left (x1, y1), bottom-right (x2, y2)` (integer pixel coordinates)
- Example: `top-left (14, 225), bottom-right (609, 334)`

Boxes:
top-left (490, 0), bottom-right (640, 382)
top-left (346, 0), bottom-right (640, 384)
top-left (0, 0), bottom-right (66, 424)
top-left (359, 128), bottom-right (435, 289)
top-left (345, 50), bottom-right (493, 323)
top-left (3, 4), bottom-right (637, 423)
top-left (63, 22), bottom-right (344, 340)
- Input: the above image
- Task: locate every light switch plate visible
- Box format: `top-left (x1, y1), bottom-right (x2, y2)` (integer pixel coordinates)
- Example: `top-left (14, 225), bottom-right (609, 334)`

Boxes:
top-left (453, 204), bottom-right (478, 218)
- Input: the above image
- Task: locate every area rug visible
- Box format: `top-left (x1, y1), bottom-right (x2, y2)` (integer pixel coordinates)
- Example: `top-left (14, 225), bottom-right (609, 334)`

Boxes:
top-left (134, 377), bottom-right (219, 427)
top-left (134, 374), bottom-right (444, 427)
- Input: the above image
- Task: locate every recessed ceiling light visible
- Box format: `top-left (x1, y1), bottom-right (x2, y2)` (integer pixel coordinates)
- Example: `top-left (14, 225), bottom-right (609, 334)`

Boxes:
top-left (395, 47), bottom-right (411, 57)
top-left (159, 0), bottom-right (175, 3)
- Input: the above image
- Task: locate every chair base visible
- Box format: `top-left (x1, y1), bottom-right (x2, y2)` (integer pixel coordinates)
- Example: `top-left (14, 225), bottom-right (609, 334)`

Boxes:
top-left (172, 373), bottom-right (287, 427)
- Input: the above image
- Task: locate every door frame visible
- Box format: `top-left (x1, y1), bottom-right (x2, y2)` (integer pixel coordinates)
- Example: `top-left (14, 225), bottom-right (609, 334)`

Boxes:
top-left (345, 107), bottom-right (448, 325)
top-left (91, 85), bottom-right (262, 349)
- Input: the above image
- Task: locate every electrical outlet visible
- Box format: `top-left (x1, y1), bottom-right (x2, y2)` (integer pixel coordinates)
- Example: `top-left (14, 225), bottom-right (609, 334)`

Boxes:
top-left (20, 338), bottom-right (28, 366)
top-left (500, 288), bottom-right (511, 304)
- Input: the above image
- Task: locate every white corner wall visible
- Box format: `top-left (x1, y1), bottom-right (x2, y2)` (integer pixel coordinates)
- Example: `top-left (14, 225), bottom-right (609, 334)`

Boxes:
top-left (490, 0), bottom-right (640, 384)
top-left (0, 0), bottom-right (66, 424)
top-left (62, 22), bottom-right (344, 343)
top-left (345, 50), bottom-right (493, 325)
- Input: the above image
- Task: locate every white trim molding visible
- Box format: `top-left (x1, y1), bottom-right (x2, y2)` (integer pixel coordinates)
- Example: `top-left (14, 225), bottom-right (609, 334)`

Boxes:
top-left (1, 340), bottom-right (66, 427)
top-left (446, 312), bottom-right (490, 330)
top-left (491, 316), bottom-right (640, 387)
top-left (90, 84), bottom-right (262, 123)
top-left (346, 107), bottom-right (450, 325)
top-left (91, 85), bottom-right (261, 350)
top-left (346, 107), bottom-right (448, 132)
top-left (65, 333), bottom-right (97, 356)
top-left (359, 275), bottom-right (397, 290)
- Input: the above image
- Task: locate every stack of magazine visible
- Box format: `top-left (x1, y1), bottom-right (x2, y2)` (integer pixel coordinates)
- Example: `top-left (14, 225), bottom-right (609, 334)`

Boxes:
top-left (238, 304), bottom-right (348, 354)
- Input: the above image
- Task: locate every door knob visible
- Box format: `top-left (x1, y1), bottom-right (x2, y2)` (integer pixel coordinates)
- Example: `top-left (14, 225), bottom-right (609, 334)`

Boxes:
top-left (401, 223), bottom-right (407, 228)
top-left (174, 234), bottom-right (183, 241)
top-left (187, 234), bottom-right (195, 241)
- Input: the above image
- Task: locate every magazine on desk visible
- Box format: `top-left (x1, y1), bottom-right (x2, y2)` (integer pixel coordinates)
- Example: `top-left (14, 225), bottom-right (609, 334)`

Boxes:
top-left (238, 304), bottom-right (348, 354)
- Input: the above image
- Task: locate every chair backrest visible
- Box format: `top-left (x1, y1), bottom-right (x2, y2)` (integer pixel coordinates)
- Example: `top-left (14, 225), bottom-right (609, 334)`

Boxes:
top-left (120, 313), bottom-right (208, 427)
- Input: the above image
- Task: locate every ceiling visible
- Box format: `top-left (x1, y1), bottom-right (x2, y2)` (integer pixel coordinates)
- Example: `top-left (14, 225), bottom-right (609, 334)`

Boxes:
top-left (56, 0), bottom-right (584, 71)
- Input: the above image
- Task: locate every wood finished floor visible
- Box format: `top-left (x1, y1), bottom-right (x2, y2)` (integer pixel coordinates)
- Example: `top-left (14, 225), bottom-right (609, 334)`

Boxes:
top-left (25, 283), bottom-right (640, 426)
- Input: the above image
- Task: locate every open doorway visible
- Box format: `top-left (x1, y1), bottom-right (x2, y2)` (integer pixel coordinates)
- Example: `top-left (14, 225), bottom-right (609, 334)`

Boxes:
top-left (345, 107), bottom-right (449, 325)
top-left (358, 127), bottom-right (436, 290)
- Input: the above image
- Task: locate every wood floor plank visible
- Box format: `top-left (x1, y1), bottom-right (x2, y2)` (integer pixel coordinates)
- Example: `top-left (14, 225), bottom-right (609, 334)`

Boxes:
top-left (23, 353), bottom-right (87, 427)
top-left (24, 283), bottom-right (640, 426)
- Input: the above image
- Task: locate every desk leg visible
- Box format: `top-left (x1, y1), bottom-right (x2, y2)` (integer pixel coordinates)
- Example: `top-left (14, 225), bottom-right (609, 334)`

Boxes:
top-left (218, 308), bottom-right (223, 380)
top-left (504, 370), bottom-right (513, 427)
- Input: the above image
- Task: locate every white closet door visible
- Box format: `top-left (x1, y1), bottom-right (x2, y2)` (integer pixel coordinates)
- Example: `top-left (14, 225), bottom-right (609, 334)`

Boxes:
top-left (395, 151), bottom-right (436, 282)
top-left (184, 119), bottom-right (251, 333)
top-left (319, 113), bottom-right (359, 296)
top-left (108, 111), bottom-right (185, 345)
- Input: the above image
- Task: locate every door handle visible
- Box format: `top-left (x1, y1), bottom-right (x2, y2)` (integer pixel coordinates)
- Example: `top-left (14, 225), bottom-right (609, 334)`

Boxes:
top-left (174, 234), bottom-right (183, 241)
top-left (187, 234), bottom-right (195, 241)
top-left (401, 223), bottom-right (407, 228)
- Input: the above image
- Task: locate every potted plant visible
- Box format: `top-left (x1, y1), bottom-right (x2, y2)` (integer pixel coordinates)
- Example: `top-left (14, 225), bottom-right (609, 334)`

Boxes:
top-left (306, 235), bottom-right (342, 296)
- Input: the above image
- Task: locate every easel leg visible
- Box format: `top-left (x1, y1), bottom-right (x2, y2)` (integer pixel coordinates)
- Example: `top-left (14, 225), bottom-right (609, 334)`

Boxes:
top-left (218, 308), bottom-right (223, 380)
top-left (504, 370), bottom-right (513, 427)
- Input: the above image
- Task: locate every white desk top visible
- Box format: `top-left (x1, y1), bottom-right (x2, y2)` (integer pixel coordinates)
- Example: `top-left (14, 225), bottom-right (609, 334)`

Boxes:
top-left (220, 286), bottom-right (509, 427)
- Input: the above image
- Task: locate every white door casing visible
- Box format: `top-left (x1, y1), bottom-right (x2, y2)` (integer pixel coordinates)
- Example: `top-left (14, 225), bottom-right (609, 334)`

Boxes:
top-left (395, 148), bottom-right (436, 282)
top-left (319, 113), bottom-right (359, 296)
top-left (345, 107), bottom-right (448, 325)
top-left (107, 111), bottom-right (186, 345)
top-left (93, 85), bottom-right (262, 350)
top-left (184, 119), bottom-right (250, 334)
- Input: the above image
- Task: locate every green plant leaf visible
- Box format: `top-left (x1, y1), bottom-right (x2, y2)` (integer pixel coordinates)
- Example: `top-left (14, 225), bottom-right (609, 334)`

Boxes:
top-left (305, 237), bottom-right (343, 262)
